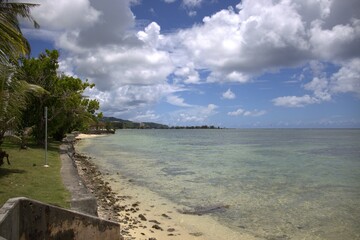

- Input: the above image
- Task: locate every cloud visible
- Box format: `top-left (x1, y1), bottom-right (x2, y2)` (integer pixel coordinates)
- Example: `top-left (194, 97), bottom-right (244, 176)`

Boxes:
top-left (222, 89), bottom-right (236, 99)
top-left (182, 0), bottom-right (202, 16)
top-left (87, 84), bottom-right (179, 116)
top-left (137, 22), bottom-right (162, 48)
top-left (244, 109), bottom-right (267, 117)
top-left (228, 108), bottom-right (244, 116)
top-left (162, 0), bottom-right (202, 16)
top-left (26, 0), bottom-right (101, 30)
top-left (130, 110), bottom-right (160, 122)
top-left (304, 77), bottom-right (331, 102)
top-left (167, 0), bottom-right (310, 84)
top-left (309, 19), bottom-right (360, 61)
top-left (182, 0), bottom-right (202, 8)
top-left (187, 10), bottom-right (197, 17)
top-left (330, 58), bottom-right (360, 96)
top-left (22, 28), bottom-right (60, 42)
top-left (161, 0), bottom-right (202, 8)
top-left (63, 47), bottom-right (173, 91)
top-left (170, 104), bottom-right (218, 123)
top-left (273, 58), bottom-right (360, 107)
top-left (166, 95), bottom-right (192, 107)
top-left (228, 108), bottom-right (266, 117)
top-left (174, 63), bottom-right (200, 84)
top-left (164, 0), bottom-right (360, 85)
top-left (272, 95), bottom-right (317, 108)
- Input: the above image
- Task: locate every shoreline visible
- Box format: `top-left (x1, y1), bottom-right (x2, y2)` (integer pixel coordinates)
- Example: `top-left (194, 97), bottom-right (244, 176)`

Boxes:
top-left (73, 134), bottom-right (257, 240)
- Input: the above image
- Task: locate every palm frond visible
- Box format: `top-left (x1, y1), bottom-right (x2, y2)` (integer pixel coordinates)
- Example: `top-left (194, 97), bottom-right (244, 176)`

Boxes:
top-left (0, 1), bottom-right (39, 63)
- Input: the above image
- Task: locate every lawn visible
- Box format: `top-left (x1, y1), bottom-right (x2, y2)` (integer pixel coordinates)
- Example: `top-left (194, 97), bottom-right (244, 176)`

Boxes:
top-left (0, 141), bottom-right (70, 208)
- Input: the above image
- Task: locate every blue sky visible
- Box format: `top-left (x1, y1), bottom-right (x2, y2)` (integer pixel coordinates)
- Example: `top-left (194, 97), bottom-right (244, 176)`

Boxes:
top-left (23, 0), bottom-right (360, 128)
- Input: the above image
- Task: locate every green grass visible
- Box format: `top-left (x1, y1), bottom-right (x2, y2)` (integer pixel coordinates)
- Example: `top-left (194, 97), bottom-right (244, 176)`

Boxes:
top-left (0, 141), bottom-right (70, 208)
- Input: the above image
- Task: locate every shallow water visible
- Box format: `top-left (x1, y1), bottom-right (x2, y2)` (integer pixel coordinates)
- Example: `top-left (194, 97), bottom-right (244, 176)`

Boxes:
top-left (77, 129), bottom-right (360, 239)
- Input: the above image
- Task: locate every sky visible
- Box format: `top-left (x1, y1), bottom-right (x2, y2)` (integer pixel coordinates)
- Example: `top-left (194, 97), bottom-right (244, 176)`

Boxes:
top-left (21, 0), bottom-right (360, 128)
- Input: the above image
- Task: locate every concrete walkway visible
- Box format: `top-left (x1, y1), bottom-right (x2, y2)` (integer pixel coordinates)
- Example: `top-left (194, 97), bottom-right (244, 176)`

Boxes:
top-left (60, 135), bottom-right (98, 216)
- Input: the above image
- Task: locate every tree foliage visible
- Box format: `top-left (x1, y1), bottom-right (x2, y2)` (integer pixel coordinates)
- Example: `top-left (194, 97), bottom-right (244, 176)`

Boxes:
top-left (0, 63), bottom-right (45, 145)
top-left (0, 2), bottom-right (101, 150)
top-left (0, 0), bottom-right (39, 64)
top-left (20, 50), bottom-right (101, 143)
top-left (0, 0), bottom-right (40, 147)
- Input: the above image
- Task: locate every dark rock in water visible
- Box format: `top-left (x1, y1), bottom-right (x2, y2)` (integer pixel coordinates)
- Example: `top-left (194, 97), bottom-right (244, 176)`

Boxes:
top-left (162, 213), bottom-right (171, 219)
top-left (161, 167), bottom-right (195, 176)
top-left (189, 232), bottom-right (203, 237)
top-left (149, 220), bottom-right (161, 224)
top-left (152, 224), bottom-right (163, 231)
top-left (178, 204), bottom-right (230, 215)
top-left (139, 214), bottom-right (147, 221)
top-left (267, 235), bottom-right (290, 240)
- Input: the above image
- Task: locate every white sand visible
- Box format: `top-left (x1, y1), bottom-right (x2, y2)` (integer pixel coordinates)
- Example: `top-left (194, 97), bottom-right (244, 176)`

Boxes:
top-left (75, 133), bottom-right (108, 139)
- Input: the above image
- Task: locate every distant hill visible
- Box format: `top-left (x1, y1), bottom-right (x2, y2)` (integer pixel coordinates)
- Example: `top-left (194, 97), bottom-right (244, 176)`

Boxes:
top-left (102, 117), bottom-right (169, 129)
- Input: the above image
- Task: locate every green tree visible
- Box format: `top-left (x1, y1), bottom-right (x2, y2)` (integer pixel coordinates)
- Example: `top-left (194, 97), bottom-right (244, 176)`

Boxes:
top-left (19, 50), bottom-right (58, 144)
top-left (50, 75), bottom-right (102, 140)
top-left (0, 64), bottom-right (45, 146)
top-left (20, 50), bottom-right (101, 143)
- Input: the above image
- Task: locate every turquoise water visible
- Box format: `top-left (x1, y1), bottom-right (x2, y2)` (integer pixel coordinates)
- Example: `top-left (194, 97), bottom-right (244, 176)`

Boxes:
top-left (77, 129), bottom-right (360, 239)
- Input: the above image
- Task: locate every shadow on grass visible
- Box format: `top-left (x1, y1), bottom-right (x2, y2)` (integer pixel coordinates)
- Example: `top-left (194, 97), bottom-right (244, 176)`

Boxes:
top-left (0, 168), bottom-right (26, 179)
top-left (48, 143), bottom-right (62, 152)
top-left (25, 141), bottom-right (61, 153)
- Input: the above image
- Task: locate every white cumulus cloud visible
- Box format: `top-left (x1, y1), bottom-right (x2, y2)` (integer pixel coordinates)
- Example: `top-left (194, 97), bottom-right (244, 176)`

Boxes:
top-left (170, 104), bottom-right (218, 123)
top-left (330, 58), bottom-right (360, 96)
top-left (272, 95), bottom-right (317, 108)
top-left (222, 89), bottom-right (236, 100)
top-left (273, 58), bottom-right (360, 107)
top-left (228, 108), bottom-right (266, 117)
top-left (183, 0), bottom-right (202, 8)
top-left (167, 95), bottom-right (192, 107)
top-left (25, 0), bottom-right (101, 30)
top-left (164, 0), bottom-right (360, 87)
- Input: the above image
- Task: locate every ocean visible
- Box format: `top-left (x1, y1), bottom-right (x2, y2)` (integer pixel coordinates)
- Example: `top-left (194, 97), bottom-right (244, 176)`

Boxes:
top-left (76, 129), bottom-right (360, 239)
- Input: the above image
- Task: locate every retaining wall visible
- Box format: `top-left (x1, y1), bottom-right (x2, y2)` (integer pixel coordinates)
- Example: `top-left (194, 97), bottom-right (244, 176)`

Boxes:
top-left (0, 197), bottom-right (120, 240)
top-left (59, 137), bottom-right (98, 216)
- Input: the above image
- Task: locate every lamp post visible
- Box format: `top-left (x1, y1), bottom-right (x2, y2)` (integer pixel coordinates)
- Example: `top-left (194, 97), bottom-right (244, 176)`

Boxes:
top-left (44, 107), bottom-right (49, 167)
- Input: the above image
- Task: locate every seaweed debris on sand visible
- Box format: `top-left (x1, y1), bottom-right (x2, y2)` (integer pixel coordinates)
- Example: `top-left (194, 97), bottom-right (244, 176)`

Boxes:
top-left (73, 153), bottom-right (121, 222)
top-left (73, 153), bottom-right (181, 240)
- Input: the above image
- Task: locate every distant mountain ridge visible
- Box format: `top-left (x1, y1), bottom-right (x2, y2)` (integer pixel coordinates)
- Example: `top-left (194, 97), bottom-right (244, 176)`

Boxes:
top-left (102, 117), bottom-right (169, 129)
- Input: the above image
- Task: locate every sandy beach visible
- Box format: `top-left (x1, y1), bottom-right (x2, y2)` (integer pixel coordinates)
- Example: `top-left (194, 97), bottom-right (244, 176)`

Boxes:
top-left (75, 133), bottom-right (109, 139)
top-left (73, 134), bottom-right (257, 240)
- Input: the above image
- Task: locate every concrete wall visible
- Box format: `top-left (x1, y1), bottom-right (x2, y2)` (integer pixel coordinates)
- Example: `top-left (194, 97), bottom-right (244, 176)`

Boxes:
top-left (60, 135), bottom-right (98, 216)
top-left (0, 197), bottom-right (120, 240)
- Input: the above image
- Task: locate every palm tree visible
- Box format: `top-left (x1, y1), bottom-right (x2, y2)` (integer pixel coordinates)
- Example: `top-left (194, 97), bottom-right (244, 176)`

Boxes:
top-left (0, 0), bottom-right (40, 149)
top-left (0, 63), bottom-right (25, 146)
top-left (0, 0), bottom-right (39, 64)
